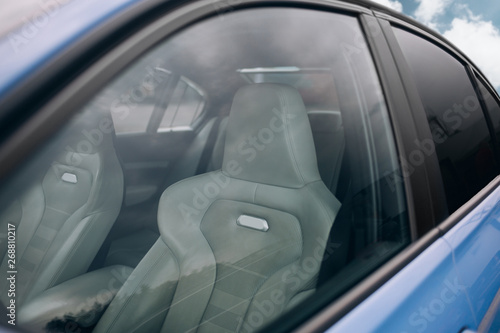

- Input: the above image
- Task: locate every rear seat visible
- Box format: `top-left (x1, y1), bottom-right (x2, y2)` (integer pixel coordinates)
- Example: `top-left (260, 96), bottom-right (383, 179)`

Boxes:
top-left (104, 110), bottom-right (344, 268)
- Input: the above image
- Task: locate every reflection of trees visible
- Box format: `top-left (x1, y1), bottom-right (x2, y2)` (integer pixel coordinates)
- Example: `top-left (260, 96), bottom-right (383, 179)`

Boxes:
top-left (40, 238), bottom-right (312, 333)
top-left (45, 301), bottom-right (106, 333)
top-left (42, 281), bottom-right (163, 333)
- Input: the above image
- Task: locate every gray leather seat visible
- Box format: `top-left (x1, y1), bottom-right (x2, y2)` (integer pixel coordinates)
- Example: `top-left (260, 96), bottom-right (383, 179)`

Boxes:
top-left (95, 83), bottom-right (340, 332)
top-left (0, 106), bottom-right (124, 306)
top-left (104, 111), bottom-right (344, 268)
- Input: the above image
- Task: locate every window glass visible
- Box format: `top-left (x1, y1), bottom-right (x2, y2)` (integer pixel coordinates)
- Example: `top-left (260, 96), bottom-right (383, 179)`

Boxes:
top-left (393, 27), bottom-right (496, 214)
top-left (99, 62), bottom-right (206, 134)
top-left (1, 8), bottom-right (409, 333)
top-left (157, 77), bottom-right (206, 132)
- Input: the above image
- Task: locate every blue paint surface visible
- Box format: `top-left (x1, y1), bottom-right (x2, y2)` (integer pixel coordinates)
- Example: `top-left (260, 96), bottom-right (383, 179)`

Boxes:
top-left (0, 0), bottom-right (143, 99)
top-left (328, 184), bottom-right (500, 332)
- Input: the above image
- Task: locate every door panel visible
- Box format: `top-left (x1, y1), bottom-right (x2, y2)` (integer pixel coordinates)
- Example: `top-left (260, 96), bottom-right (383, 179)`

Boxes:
top-left (443, 183), bottom-right (500, 329)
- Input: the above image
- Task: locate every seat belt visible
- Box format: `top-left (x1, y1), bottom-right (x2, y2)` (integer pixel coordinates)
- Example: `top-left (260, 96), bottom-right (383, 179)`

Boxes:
top-left (196, 117), bottom-right (222, 174)
top-left (317, 154), bottom-right (354, 287)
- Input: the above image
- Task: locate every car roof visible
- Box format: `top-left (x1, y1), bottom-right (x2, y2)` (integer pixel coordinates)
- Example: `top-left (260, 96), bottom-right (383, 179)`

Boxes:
top-left (0, 0), bottom-right (484, 102)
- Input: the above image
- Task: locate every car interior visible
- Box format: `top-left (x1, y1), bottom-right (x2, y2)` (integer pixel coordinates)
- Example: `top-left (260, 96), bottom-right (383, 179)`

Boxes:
top-left (0, 8), bottom-right (409, 333)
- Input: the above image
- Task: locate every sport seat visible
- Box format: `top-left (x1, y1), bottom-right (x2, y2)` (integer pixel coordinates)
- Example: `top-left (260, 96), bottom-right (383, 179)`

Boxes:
top-left (95, 83), bottom-right (340, 332)
top-left (0, 106), bottom-right (124, 307)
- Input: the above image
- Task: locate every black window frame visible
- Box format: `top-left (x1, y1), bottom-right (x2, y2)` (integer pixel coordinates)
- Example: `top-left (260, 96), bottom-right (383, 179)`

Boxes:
top-left (389, 23), bottom-right (498, 217)
top-left (381, 13), bottom-right (500, 225)
top-left (472, 67), bottom-right (500, 168)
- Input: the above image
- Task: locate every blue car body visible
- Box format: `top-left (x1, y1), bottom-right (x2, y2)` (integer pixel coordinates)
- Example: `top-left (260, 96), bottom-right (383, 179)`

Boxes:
top-left (329, 184), bottom-right (500, 332)
top-left (0, 0), bottom-right (499, 332)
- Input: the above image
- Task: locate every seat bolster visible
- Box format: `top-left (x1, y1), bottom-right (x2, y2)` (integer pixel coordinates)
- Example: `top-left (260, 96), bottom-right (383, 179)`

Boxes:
top-left (94, 239), bottom-right (179, 333)
top-left (18, 265), bottom-right (133, 331)
top-left (157, 175), bottom-right (221, 332)
top-left (235, 181), bottom-right (340, 328)
top-left (0, 187), bottom-right (45, 303)
top-left (25, 208), bottom-right (119, 302)
top-left (99, 173), bottom-right (224, 333)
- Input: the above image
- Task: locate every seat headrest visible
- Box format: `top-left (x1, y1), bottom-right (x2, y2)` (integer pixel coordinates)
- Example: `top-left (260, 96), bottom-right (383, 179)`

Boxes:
top-left (222, 83), bottom-right (320, 188)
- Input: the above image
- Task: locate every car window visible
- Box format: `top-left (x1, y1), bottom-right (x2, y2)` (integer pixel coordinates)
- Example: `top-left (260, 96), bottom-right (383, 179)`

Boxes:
top-left (156, 76), bottom-right (206, 132)
top-left (98, 63), bottom-right (207, 134)
top-left (0, 8), bottom-right (409, 333)
top-left (393, 27), bottom-right (496, 215)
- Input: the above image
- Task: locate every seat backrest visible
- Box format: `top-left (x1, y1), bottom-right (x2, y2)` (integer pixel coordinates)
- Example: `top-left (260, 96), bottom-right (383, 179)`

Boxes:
top-left (0, 107), bottom-right (124, 305)
top-left (95, 83), bottom-right (340, 333)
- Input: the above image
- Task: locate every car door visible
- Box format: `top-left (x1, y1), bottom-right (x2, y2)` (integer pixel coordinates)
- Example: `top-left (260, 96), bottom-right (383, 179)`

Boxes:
top-left (0, 0), bottom-right (497, 332)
